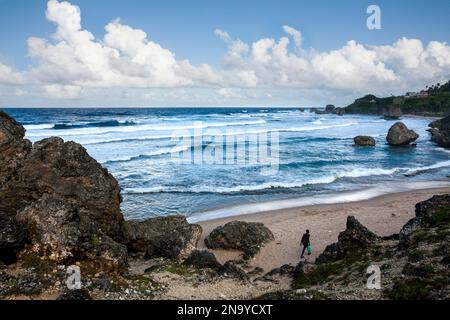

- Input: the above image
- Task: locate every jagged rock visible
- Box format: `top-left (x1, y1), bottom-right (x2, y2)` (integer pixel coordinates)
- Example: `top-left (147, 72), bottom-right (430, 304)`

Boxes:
top-left (183, 250), bottom-right (221, 269)
top-left (315, 243), bottom-right (338, 264)
top-left (400, 194), bottom-right (450, 238)
top-left (316, 216), bottom-right (381, 263)
top-left (428, 116), bottom-right (450, 148)
top-left (15, 196), bottom-right (128, 273)
top-left (386, 122), bottom-right (419, 146)
top-left (57, 289), bottom-right (92, 300)
top-left (0, 112), bottom-right (128, 273)
top-left (124, 216), bottom-right (202, 261)
top-left (219, 261), bottom-right (249, 281)
top-left (204, 221), bottom-right (274, 259)
top-left (353, 136), bottom-right (376, 147)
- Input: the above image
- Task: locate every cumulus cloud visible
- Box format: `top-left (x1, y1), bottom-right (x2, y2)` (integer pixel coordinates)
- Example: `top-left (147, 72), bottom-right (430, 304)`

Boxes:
top-left (0, 0), bottom-right (450, 105)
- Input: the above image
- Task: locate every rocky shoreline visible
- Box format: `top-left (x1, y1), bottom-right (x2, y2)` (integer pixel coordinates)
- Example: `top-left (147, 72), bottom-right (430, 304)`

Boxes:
top-left (1, 110), bottom-right (450, 300)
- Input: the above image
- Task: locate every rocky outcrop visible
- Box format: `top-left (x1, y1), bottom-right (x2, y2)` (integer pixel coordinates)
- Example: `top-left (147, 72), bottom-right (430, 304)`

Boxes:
top-left (316, 216), bottom-right (381, 263)
top-left (204, 221), bottom-right (274, 259)
top-left (325, 105), bottom-right (335, 113)
top-left (0, 111), bottom-right (127, 272)
top-left (386, 122), bottom-right (419, 146)
top-left (428, 116), bottom-right (450, 148)
top-left (400, 194), bottom-right (450, 238)
top-left (332, 107), bottom-right (345, 116)
top-left (353, 136), bottom-right (376, 147)
top-left (183, 250), bottom-right (221, 269)
top-left (124, 216), bottom-right (202, 261)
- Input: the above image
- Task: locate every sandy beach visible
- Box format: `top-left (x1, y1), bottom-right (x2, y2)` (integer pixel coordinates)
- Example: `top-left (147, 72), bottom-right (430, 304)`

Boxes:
top-left (198, 187), bottom-right (450, 271)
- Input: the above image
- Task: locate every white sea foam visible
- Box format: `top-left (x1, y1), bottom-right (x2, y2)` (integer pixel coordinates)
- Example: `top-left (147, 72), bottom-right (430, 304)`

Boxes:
top-left (188, 180), bottom-right (450, 223)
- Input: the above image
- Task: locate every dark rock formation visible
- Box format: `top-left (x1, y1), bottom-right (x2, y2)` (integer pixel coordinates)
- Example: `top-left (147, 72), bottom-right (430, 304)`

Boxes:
top-left (428, 116), bottom-right (450, 148)
top-left (124, 216), bottom-right (202, 261)
top-left (325, 105), bottom-right (336, 113)
top-left (400, 194), bottom-right (450, 238)
top-left (0, 111), bottom-right (127, 272)
top-left (204, 221), bottom-right (274, 259)
top-left (219, 261), bottom-right (249, 281)
top-left (353, 136), bottom-right (376, 147)
top-left (316, 216), bottom-right (381, 263)
top-left (332, 107), bottom-right (345, 116)
top-left (386, 122), bottom-right (419, 146)
top-left (183, 250), bottom-right (221, 269)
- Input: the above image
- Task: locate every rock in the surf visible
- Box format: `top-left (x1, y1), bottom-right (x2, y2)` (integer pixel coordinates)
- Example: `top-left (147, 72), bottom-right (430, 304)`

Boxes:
top-left (353, 136), bottom-right (376, 147)
top-left (386, 122), bottom-right (419, 146)
top-left (428, 116), bottom-right (450, 148)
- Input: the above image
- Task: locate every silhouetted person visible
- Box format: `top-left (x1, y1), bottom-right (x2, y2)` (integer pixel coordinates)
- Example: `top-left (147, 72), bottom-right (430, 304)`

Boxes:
top-left (300, 229), bottom-right (310, 259)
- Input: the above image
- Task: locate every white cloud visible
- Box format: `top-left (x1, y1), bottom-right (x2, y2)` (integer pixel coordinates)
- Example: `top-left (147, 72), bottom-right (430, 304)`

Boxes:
top-left (0, 0), bottom-right (450, 105)
top-left (44, 84), bottom-right (82, 99)
top-left (283, 25), bottom-right (302, 49)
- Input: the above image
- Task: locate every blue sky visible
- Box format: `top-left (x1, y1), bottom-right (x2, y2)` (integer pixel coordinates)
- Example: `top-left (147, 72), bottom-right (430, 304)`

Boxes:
top-left (0, 0), bottom-right (449, 107)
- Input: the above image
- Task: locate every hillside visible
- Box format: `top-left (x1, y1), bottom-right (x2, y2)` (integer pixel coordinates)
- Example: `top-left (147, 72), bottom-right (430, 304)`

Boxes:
top-left (344, 81), bottom-right (450, 117)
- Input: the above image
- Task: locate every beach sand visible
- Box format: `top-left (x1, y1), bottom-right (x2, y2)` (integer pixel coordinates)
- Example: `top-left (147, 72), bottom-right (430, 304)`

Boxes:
top-left (198, 187), bottom-right (450, 272)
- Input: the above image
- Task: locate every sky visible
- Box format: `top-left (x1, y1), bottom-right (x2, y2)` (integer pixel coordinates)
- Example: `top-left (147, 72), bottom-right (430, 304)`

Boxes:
top-left (0, 0), bottom-right (449, 107)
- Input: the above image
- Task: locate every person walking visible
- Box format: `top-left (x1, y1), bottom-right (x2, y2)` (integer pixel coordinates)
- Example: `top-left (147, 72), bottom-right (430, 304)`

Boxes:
top-left (300, 229), bottom-right (311, 259)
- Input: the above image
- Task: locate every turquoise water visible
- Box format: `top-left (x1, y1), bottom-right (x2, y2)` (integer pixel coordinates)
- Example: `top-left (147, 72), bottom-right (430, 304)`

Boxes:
top-left (4, 108), bottom-right (450, 221)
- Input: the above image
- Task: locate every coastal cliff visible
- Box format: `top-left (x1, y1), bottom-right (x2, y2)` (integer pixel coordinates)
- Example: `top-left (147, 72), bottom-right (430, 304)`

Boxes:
top-left (342, 80), bottom-right (450, 117)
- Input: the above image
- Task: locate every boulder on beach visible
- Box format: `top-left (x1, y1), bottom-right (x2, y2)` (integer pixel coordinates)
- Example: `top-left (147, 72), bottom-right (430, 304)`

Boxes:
top-left (124, 216), bottom-right (202, 261)
top-left (353, 136), bottom-right (376, 147)
top-left (428, 116), bottom-right (450, 148)
top-left (386, 122), bottom-right (419, 146)
top-left (183, 250), bottom-right (221, 269)
top-left (204, 221), bottom-right (274, 259)
top-left (316, 216), bottom-right (381, 263)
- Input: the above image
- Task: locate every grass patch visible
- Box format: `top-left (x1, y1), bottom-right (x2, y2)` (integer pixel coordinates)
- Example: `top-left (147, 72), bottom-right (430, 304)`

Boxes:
top-left (407, 250), bottom-right (425, 263)
top-left (425, 208), bottom-right (450, 227)
top-left (292, 261), bottom-right (347, 289)
top-left (402, 263), bottom-right (435, 277)
top-left (385, 278), bottom-right (445, 300)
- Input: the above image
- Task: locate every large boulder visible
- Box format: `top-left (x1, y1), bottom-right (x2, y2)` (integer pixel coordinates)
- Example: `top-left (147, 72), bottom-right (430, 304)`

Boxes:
top-left (400, 194), bottom-right (450, 238)
top-left (15, 196), bottom-right (128, 273)
top-left (0, 111), bottom-right (128, 273)
top-left (124, 216), bottom-right (202, 261)
top-left (332, 107), bottom-right (345, 116)
top-left (0, 112), bottom-right (31, 254)
top-left (204, 221), bottom-right (274, 259)
top-left (353, 136), bottom-right (376, 147)
top-left (386, 122), bottom-right (419, 146)
top-left (428, 116), bottom-right (450, 148)
top-left (183, 250), bottom-right (221, 269)
top-left (316, 216), bottom-right (381, 263)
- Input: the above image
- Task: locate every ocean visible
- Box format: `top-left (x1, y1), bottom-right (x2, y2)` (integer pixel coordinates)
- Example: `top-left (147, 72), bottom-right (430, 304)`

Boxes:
top-left (4, 108), bottom-right (450, 222)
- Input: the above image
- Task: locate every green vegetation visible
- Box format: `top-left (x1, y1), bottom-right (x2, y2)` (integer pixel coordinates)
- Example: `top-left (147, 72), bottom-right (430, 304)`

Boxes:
top-left (407, 249), bottom-right (425, 262)
top-left (344, 80), bottom-right (450, 116)
top-left (385, 277), bottom-right (445, 300)
top-left (292, 261), bottom-right (347, 288)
